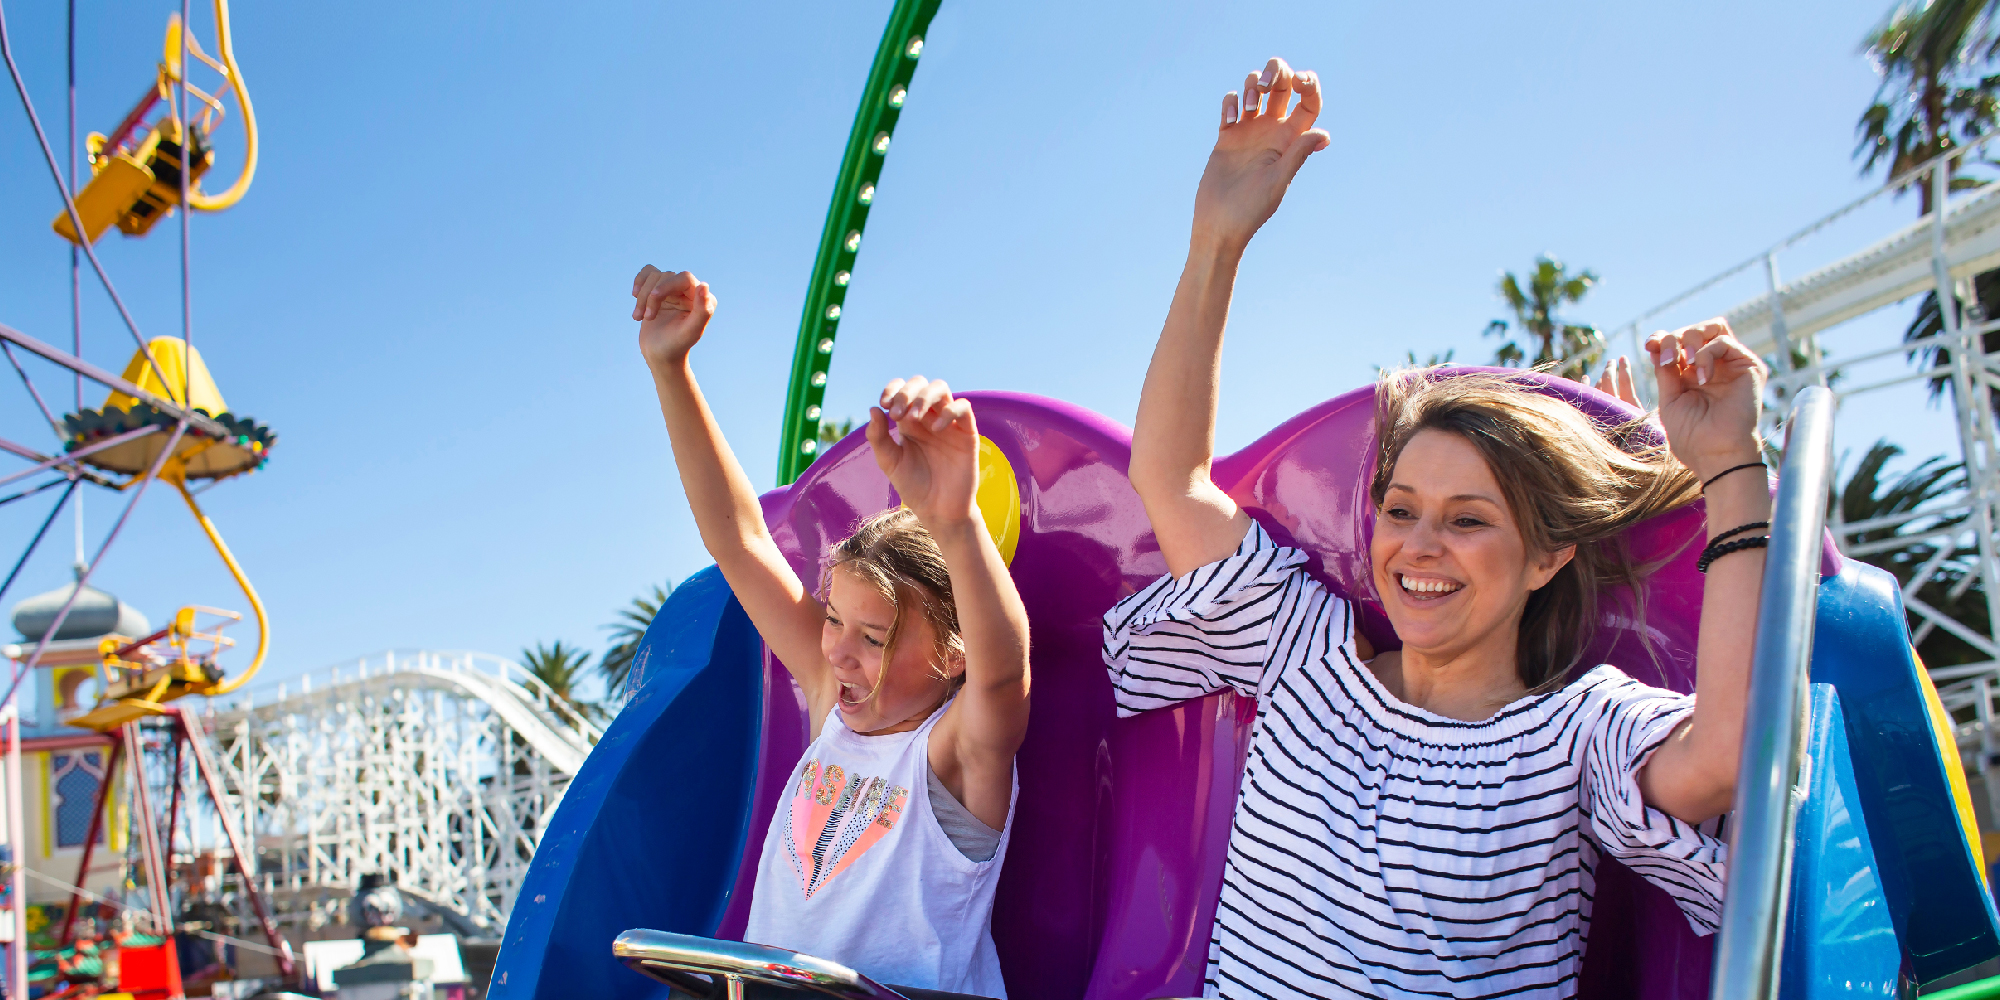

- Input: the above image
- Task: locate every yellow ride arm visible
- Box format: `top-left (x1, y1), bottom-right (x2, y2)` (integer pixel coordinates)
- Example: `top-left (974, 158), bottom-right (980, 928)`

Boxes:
top-left (175, 0), bottom-right (256, 212)
top-left (174, 480), bottom-right (265, 694)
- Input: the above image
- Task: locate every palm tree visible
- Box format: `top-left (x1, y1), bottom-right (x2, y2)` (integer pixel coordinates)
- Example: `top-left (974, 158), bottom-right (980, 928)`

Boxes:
top-left (1856, 0), bottom-right (2000, 214)
top-left (818, 418), bottom-right (857, 449)
top-left (1858, 1), bottom-right (2000, 412)
top-left (519, 640), bottom-right (605, 722)
top-left (600, 583), bottom-right (674, 698)
top-left (1836, 439), bottom-right (1989, 666)
top-left (1483, 256), bottom-right (1604, 381)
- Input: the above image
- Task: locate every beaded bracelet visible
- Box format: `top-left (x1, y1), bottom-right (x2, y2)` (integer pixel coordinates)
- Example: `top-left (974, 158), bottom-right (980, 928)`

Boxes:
top-left (1697, 536), bottom-right (1769, 573)
top-left (1707, 521), bottom-right (1769, 548)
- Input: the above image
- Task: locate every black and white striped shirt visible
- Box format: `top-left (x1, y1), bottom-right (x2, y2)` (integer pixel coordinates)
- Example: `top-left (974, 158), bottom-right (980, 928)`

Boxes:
top-left (1101, 523), bottom-right (1726, 999)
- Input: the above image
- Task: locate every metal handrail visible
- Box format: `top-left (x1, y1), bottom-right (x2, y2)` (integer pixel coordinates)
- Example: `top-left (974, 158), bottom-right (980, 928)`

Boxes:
top-left (1709, 385), bottom-right (1837, 1000)
top-left (613, 929), bottom-right (901, 1000)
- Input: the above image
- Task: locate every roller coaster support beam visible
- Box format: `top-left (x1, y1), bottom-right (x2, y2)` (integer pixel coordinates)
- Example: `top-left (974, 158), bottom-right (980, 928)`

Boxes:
top-left (173, 707), bottom-right (294, 979)
top-left (775, 0), bottom-right (942, 485)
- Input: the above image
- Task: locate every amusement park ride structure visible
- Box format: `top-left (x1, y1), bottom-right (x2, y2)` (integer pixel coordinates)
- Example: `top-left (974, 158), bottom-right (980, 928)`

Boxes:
top-left (0, 0), bottom-right (604, 995)
top-left (0, 0), bottom-right (302, 989)
top-left (1604, 141), bottom-right (2000, 829)
top-left (203, 650), bottom-right (601, 932)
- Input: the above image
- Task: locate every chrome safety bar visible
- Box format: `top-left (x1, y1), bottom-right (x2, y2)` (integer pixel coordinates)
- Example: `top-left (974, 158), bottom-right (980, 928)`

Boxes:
top-left (613, 929), bottom-right (903, 1000)
top-left (1709, 385), bottom-right (1837, 1000)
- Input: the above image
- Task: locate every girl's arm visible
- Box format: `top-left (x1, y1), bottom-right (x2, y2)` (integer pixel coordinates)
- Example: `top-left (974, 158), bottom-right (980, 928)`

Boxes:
top-left (1133, 57), bottom-right (1329, 579)
top-left (1634, 319), bottom-right (1772, 824)
top-left (634, 266), bottom-right (832, 706)
top-left (871, 377), bottom-right (1029, 832)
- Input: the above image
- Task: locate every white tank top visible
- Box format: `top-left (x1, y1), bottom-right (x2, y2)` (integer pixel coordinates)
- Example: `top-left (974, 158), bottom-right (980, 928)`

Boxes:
top-left (744, 700), bottom-right (1016, 997)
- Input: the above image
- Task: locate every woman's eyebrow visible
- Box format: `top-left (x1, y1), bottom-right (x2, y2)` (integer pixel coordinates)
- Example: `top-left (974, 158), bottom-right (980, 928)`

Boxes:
top-left (1385, 483), bottom-right (1502, 506)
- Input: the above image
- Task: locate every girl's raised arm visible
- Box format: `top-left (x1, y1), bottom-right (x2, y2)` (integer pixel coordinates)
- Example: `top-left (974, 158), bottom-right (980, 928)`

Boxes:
top-left (1132, 57), bottom-right (1329, 578)
top-left (871, 377), bottom-right (1029, 832)
top-left (634, 266), bottom-right (831, 704)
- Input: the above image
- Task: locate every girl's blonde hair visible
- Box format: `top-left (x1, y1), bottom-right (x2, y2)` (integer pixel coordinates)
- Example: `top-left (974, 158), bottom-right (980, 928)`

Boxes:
top-left (1370, 370), bottom-right (1703, 692)
top-left (822, 508), bottom-right (965, 694)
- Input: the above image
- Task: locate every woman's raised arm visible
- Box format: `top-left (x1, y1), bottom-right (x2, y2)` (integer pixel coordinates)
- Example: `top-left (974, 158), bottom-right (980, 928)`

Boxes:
top-left (1634, 319), bottom-right (1772, 823)
top-left (1132, 57), bottom-right (1329, 577)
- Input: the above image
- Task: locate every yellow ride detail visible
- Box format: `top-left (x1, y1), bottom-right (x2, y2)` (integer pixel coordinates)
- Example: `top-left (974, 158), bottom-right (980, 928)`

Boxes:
top-left (893, 436), bottom-right (1019, 563)
top-left (107, 336), bottom-right (229, 414)
top-left (975, 436), bottom-right (1022, 566)
top-left (51, 0), bottom-right (257, 246)
top-left (69, 604), bottom-right (240, 732)
top-left (1915, 648), bottom-right (1986, 879)
top-left (62, 339), bottom-right (272, 729)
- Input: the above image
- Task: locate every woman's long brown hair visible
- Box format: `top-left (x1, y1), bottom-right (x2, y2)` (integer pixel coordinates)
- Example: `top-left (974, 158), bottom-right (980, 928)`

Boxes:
top-left (1370, 371), bottom-right (1703, 692)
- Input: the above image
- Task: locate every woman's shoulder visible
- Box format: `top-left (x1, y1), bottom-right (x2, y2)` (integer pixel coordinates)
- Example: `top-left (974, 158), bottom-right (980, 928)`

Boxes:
top-left (1544, 664), bottom-right (1695, 725)
top-left (1105, 519), bottom-right (1337, 628)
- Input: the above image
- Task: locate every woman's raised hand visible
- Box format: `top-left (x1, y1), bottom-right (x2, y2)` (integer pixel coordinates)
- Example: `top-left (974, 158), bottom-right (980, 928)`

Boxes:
top-left (1590, 356), bottom-right (1641, 408)
top-left (1193, 57), bottom-right (1331, 252)
top-left (632, 265), bottom-right (716, 369)
top-left (868, 376), bottom-right (981, 528)
top-left (1646, 319), bottom-right (1767, 480)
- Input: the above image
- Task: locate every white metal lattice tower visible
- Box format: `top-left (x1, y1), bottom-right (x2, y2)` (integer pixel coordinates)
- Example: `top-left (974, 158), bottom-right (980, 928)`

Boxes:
top-left (1609, 151), bottom-right (2000, 817)
top-left (194, 650), bottom-right (600, 930)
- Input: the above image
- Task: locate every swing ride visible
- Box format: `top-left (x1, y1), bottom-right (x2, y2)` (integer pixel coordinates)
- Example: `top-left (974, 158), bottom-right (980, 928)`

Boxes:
top-left (2, 4), bottom-right (593, 989)
top-left (0, 0), bottom-right (291, 994)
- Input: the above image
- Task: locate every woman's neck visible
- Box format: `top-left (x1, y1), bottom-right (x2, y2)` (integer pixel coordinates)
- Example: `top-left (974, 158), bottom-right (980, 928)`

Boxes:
top-left (1369, 637), bottom-right (1528, 723)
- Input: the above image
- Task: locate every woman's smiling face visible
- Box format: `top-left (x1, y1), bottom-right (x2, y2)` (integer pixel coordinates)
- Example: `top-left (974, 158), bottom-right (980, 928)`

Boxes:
top-left (820, 567), bottom-right (958, 736)
top-left (1371, 429), bottom-right (1572, 664)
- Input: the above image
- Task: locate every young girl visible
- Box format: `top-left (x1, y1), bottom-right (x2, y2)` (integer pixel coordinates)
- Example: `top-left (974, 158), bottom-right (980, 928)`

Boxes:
top-left (630, 265), bottom-right (1030, 997)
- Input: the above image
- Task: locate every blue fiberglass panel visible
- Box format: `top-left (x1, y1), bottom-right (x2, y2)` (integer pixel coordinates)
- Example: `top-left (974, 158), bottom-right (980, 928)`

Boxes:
top-left (489, 566), bottom-right (764, 1000)
top-left (1809, 561), bottom-right (2000, 983)
top-left (1781, 684), bottom-right (1903, 999)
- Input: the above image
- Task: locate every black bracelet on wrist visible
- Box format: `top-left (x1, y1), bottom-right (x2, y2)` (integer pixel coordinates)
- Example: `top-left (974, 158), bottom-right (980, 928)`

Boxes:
top-left (1707, 521), bottom-right (1770, 548)
top-left (1697, 535), bottom-right (1769, 573)
top-left (1702, 461), bottom-right (1767, 491)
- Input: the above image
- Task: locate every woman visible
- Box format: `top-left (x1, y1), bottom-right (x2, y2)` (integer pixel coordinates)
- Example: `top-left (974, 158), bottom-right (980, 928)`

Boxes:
top-left (1103, 58), bottom-right (1770, 999)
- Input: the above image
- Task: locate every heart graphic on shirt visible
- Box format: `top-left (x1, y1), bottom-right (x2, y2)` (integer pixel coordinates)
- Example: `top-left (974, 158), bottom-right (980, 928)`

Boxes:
top-left (786, 757), bottom-right (909, 898)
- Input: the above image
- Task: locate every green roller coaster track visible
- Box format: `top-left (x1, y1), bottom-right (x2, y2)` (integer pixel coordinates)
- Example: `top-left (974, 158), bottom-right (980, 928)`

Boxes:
top-left (776, 0), bottom-right (944, 486)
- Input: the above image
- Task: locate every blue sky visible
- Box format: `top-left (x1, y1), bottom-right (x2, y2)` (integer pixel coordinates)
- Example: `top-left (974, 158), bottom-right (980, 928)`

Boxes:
top-left (0, 0), bottom-right (1960, 700)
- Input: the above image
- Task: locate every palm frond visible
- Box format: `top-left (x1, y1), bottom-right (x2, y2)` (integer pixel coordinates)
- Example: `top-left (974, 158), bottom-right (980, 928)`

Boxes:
top-left (1902, 267), bottom-right (2000, 411)
top-left (600, 582), bottom-right (676, 697)
top-left (1486, 256), bottom-right (1600, 376)
top-left (1835, 439), bottom-right (1986, 666)
top-left (519, 640), bottom-right (606, 722)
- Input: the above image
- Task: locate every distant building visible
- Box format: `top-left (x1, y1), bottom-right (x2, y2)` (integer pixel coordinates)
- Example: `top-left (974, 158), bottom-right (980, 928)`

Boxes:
top-left (2, 572), bottom-right (154, 906)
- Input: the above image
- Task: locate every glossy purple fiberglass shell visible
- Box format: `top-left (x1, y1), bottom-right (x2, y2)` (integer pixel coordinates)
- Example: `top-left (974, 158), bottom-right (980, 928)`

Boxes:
top-left (718, 374), bottom-right (1801, 1000)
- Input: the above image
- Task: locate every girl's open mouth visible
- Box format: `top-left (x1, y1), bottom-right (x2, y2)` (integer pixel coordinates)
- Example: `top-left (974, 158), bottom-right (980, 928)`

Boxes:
top-left (837, 682), bottom-right (867, 709)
